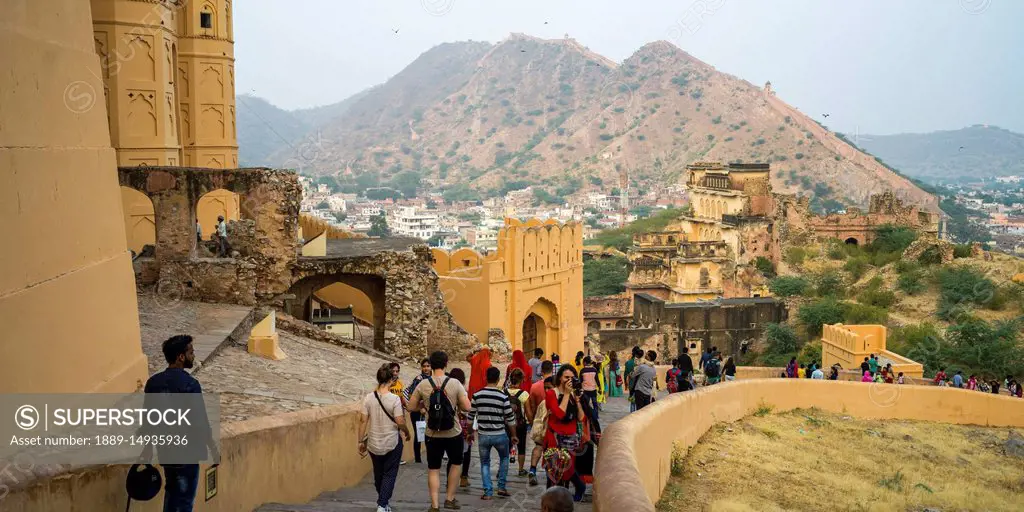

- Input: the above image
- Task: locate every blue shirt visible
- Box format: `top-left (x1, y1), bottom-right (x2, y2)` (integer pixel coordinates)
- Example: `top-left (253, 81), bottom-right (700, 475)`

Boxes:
top-left (953, 374), bottom-right (963, 388)
top-left (145, 368), bottom-right (202, 394)
top-left (144, 368), bottom-right (211, 463)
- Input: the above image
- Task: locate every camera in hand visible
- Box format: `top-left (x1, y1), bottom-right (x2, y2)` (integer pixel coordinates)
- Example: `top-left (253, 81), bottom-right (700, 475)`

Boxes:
top-left (572, 377), bottom-right (582, 394)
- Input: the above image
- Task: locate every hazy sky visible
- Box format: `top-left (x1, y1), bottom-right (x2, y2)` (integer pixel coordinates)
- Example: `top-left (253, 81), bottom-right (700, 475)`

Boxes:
top-left (235, 0), bottom-right (1023, 135)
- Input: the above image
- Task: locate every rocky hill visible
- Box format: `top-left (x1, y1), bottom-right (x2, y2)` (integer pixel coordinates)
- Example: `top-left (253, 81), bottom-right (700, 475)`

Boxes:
top-left (858, 125), bottom-right (1024, 183)
top-left (247, 34), bottom-right (938, 211)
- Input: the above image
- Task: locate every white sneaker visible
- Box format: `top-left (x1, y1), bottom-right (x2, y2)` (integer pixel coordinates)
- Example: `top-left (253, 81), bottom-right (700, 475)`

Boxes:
top-left (377, 507), bottom-right (387, 512)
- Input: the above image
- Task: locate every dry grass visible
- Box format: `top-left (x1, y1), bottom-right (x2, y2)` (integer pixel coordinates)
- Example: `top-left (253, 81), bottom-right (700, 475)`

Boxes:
top-left (657, 408), bottom-right (1024, 512)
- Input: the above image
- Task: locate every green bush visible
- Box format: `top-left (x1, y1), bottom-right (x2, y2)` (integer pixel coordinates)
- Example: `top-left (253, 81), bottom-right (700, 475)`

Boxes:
top-left (859, 284), bottom-right (896, 308)
top-left (844, 303), bottom-right (888, 324)
top-left (814, 270), bottom-right (844, 297)
top-left (798, 298), bottom-right (846, 337)
top-left (582, 256), bottom-right (630, 296)
top-left (897, 271), bottom-right (927, 295)
top-left (894, 260), bottom-right (920, 274)
top-left (868, 225), bottom-right (918, 254)
top-left (844, 257), bottom-right (870, 281)
top-left (826, 241), bottom-right (846, 260)
top-left (936, 266), bottom-right (996, 309)
top-left (784, 246), bottom-right (807, 266)
top-left (953, 244), bottom-right (973, 258)
top-left (754, 256), bottom-right (776, 278)
top-left (917, 246), bottom-right (943, 265)
top-left (769, 276), bottom-right (809, 297)
top-left (765, 323), bottom-right (799, 353)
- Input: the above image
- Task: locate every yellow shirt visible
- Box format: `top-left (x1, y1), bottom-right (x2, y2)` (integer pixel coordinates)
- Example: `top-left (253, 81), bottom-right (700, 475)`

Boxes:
top-left (389, 379), bottom-right (404, 397)
top-left (797, 368), bottom-right (805, 378)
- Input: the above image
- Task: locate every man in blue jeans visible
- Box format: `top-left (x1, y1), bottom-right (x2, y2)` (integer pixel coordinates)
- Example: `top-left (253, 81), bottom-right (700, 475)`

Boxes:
top-left (143, 335), bottom-right (219, 512)
top-left (469, 367), bottom-right (518, 500)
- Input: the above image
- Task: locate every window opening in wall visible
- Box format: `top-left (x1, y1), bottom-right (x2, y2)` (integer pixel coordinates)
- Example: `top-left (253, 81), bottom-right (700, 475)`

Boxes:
top-left (201, 12), bottom-right (213, 29)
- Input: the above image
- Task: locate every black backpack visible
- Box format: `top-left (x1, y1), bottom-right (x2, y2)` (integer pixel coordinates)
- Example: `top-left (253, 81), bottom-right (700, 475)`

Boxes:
top-left (705, 359), bottom-right (720, 378)
top-left (427, 377), bottom-right (456, 431)
top-left (509, 389), bottom-right (527, 429)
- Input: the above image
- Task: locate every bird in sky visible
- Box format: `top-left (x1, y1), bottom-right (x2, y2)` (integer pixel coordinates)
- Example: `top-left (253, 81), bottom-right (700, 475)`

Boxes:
top-left (959, 146), bottom-right (965, 152)
top-left (822, 113), bottom-right (830, 118)
top-left (544, 21), bottom-right (549, 24)
top-left (393, 28), bottom-right (399, 34)
top-left (520, 49), bottom-right (526, 53)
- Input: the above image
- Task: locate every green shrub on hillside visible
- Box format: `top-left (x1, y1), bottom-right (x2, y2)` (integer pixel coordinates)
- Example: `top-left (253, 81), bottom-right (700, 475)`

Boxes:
top-left (754, 256), bottom-right (776, 278)
top-left (798, 298), bottom-right (845, 337)
top-left (590, 208), bottom-right (684, 251)
top-left (894, 260), bottom-right (920, 274)
top-left (868, 225), bottom-right (918, 254)
top-left (897, 271), bottom-right (927, 295)
top-left (844, 257), bottom-right (870, 281)
top-left (953, 244), bottom-right (973, 258)
top-left (935, 266), bottom-right (996, 320)
top-left (769, 276), bottom-right (809, 297)
top-left (844, 303), bottom-right (888, 325)
top-left (765, 323), bottom-right (799, 354)
top-left (858, 282), bottom-right (896, 308)
top-left (784, 246), bottom-right (807, 266)
top-left (814, 270), bottom-right (844, 297)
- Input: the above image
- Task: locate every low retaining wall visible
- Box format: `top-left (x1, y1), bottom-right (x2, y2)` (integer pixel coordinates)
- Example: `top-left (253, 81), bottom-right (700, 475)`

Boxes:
top-left (5, 402), bottom-right (410, 511)
top-left (593, 379), bottom-right (1024, 511)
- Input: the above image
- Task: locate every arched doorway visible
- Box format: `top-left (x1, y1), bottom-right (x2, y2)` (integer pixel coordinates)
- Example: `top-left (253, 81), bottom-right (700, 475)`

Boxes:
top-left (844, 237), bottom-right (859, 246)
top-left (196, 188), bottom-right (240, 254)
top-left (120, 186), bottom-right (155, 254)
top-left (287, 273), bottom-right (386, 350)
top-left (615, 319), bottom-right (628, 329)
top-left (523, 314), bottom-right (543, 355)
top-left (521, 297), bottom-right (559, 356)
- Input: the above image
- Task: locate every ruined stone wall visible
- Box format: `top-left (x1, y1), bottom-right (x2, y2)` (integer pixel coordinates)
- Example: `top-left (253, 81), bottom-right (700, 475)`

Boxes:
top-left (119, 167), bottom-right (301, 303)
top-left (291, 245), bottom-right (477, 360)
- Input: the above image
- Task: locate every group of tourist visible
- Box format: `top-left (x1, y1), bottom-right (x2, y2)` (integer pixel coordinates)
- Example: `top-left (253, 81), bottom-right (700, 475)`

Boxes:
top-left (195, 216), bottom-right (230, 257)
top-left (359, 347), bottom-right (588, 512)
top-left (932, 368), bottom-right (1024, 397)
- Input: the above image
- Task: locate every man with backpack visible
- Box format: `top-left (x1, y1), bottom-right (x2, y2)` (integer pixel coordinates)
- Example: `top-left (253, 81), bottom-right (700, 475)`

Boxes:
top-left (666, 358), bottom-right (682, 394)
top-left (407, 351), bottom-right (472, 512)
top-left (704, 352), bottom-right (722, 385)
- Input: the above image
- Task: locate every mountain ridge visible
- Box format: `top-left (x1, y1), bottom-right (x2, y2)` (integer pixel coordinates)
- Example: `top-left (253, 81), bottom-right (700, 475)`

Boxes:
top-left (241, 35), bottom-right (940, 211)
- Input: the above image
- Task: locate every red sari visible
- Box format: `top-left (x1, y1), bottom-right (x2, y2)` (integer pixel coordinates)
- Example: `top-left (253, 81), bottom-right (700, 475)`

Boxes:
top-left (468, 348), bottom-right (492, 396)
top-left (505, 349), bottom-right (533, 392)
top-left (544, 389), bottom-right (584, 479)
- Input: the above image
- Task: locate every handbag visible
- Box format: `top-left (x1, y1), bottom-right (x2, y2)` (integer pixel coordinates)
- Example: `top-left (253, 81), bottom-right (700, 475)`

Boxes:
top-left (555, 431), bottom-right (580, 453)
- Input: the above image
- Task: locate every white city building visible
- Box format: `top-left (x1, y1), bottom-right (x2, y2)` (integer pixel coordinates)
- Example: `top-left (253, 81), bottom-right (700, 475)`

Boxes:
top-left (395, 207), bottom-right (440, 240)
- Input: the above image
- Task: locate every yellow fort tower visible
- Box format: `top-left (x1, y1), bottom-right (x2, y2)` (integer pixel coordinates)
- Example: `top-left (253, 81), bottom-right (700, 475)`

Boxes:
top-left (90, 0), bottom-right (237, 168)
top-left (92, 0), bottom-right (240, 251)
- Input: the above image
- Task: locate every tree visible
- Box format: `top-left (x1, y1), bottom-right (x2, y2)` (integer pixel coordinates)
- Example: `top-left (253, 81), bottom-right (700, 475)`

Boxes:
top-left (629, 205), bottom-right (653, 219)
top-left (768, 276), bottom-right (808, 297)
top-left (583, 256), bottom-right (630, 297)
top-left (389, 170), bottom-right (422, 198)
top-left (754, 256), bottom-right (776, 278)
top-left (367, 214), bottom-right (391, 238)
top-left (332, 212), bottom-right (347, 223)
top-left (590, 208), bottom-right (682, 251)
top-left (765, 323), bottom-right (799, 354)
top-left (814, 270), bottom-right (844, 297)
top-left (316, 200), bottom-right (330, 209)
top-left (797, 298), bottom-right (845, 337)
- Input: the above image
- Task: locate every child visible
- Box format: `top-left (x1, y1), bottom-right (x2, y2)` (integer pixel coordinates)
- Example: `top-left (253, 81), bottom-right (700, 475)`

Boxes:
top-left (896, 372), bottom-right (905, 384)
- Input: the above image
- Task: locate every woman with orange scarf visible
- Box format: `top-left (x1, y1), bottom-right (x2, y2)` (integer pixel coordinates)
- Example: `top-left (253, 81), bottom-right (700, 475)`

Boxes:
top-left (504, 350), bottom-right (533, 392)
top-left (466, 344), bottom-right (492, 396)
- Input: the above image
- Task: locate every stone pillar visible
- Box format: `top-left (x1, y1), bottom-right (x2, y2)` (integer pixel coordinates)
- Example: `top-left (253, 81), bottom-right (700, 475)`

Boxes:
top-left (0, 0), bottom-right (149, 392)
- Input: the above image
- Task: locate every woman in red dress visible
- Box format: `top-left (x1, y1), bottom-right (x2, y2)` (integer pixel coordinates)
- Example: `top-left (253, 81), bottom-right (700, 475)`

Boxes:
top-left (544, 365), bottom-right (586, 502)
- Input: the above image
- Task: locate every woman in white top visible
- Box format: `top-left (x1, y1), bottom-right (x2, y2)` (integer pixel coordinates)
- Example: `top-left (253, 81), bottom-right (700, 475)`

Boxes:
top-left (359, 364), bottom-right (411, 512)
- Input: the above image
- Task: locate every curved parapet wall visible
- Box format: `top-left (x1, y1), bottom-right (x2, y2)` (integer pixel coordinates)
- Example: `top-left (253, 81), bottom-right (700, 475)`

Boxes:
top-left (593, 379), bottom-right (1024, 512)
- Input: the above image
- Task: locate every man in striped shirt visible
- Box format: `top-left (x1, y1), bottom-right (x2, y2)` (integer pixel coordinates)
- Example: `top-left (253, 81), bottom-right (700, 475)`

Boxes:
top-left (469, 366), bottom-right (518, 500)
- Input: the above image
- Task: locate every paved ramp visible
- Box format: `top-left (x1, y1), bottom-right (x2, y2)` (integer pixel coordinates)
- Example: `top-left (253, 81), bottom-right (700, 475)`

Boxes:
top-left (258, 397), bottom-right (632, 512)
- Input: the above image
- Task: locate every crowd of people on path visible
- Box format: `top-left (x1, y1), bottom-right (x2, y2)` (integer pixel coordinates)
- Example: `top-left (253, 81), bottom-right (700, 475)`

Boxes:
top-left (931, 367), bottom-right (1024, 397)
top-left (358, 346), bottom-right (593, 512)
